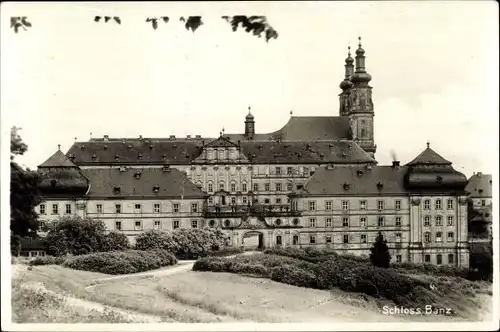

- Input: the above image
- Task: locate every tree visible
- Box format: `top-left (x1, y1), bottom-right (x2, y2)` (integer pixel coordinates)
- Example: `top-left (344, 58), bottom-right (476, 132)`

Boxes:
top-left (10, 126), bottom-right (43, 238)
top-left (369, 232), bottom-right (391, 268)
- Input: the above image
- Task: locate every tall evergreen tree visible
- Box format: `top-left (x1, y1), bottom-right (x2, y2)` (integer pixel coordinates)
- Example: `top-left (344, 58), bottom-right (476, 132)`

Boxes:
top-left (370, 231), bottom-right (391, 268)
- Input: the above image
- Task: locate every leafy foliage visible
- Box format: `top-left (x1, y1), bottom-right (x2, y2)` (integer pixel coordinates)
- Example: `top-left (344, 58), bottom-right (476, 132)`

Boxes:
top-left (62, 249), bottom-right (177, 275)
top-left (11, 235), bottom-right (22, 257)
top-left (180, 16), bottom-right (203, 32)
top-left (10, 127), bottom-right (43, 237)
top-left (29, 256), bottom-right (66, 266)
top-left (222, 16), bottom-right (278, 42)
top-left (94, 16), bottom-right (121, 24)
top-left (101, 231), bottom-right (130, 252)
top-left (10, 17), bottom-right (32, 33)
top-left (370, 232), bottom-right (391, 268)
top-left (135, 228), bottom-right (227, 259)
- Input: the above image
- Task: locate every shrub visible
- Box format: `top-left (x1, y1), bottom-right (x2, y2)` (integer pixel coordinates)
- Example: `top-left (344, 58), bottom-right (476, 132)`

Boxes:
top-left (369, 232), bottom-right (391, 268)
top-left (62, 249), bottom-right (177, 275)
top-left (29, 256), bottom-right (66, 266)
top-left (44, 217), bottom-right (108, 256)
top-left (201, 246), bottom-right (244, 257)
top-left (270, 265), bottom-right (318, 288)
top-left (101, 232), bottom-right (129, 252)
top-left (11, 235), bottom-right (22, 257)
top-left (135, 230), bottom-right (177, 251)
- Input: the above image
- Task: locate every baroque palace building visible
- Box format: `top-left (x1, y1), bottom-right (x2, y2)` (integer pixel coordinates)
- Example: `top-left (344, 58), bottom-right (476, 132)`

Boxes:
top-left (35, 39), bottom-right (470, 267)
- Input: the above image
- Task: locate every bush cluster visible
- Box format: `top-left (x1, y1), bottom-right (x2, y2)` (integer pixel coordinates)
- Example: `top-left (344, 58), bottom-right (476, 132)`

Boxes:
top-left (29, 256), bottom-right (66, 266)
top-left (62, 249), bottom-right (177, 275)
top-left (200, 247), bottom-right (244, 257)
top-left (44, 217), bottom-right (129, 256)
top-left (392, 261), bottom-right (469, 279)
top-left (135, 228), bottom-right (227, 259)
top-left (263, 247), bottom-right (369, 264)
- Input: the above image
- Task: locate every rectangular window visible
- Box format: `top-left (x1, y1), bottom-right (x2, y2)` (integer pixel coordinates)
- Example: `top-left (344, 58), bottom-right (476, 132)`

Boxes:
top-left (52, 204), bottom-right (59, 215)
top-left (96, 204), bottom-right (103, 214)
top-left (326, 235), bottom-right (332, 244)
top-left (115, 221), bottom-right (122, 231)
top-left (276, 235), bottom-right (282, 245)
top-left (275, 197), bottom-right (282, 204)
top-left (208, 197), bottom-right (214, 204)
top-left (360, 200), bottom-right (366, 210)
top-left (154, 220), bottom-right (161, 230)
top-left (253, 183), bottom-right (259, 192)
top-left (173, 203), bottom-right (180, 213)
top-left (39, 204), bottom-right (46, 215)
top-left (134, 221), bottom-right (142, 231)
top-left (231, 197), bottom-right (237, 205)
top-left (264, 183), bottom-right (270, 192)
top-left (325, 218), bottom-right (332, 228)
top-left (424, 232), bottom-right (431, 243)
top-left (65, 204), bottom-right (72, 215)
top-left (395, 200), bottom-right (401, 210)
top-left (447, 199), bottom-right (453, 210)
top-left (395, 216), bottom-right (402, 227)
top-left (293, 235), bottom-right (299, 245)
top-left (309, 201), bottom-right (316, 211)
top-left (242, 183), bottom-right (247, 192)
top-left (377, 200), bottom-right (384, 210)
top-left (396, 255), bottom-right (402, 263)
top-left (436, 254), bottom-right (442, 265)
top-left (309, 218), bottom-right (316, 228)
top-left (481, 200), bottom-right (486, 206)
top-left (435, 199), bottom-right (442, 210)
top-left (378, 217), bottom-right (384, 227)
top-left (242, 196), bottom-right (248, 204)
top-left (208, 183), bottom-right (213, 193)
top-left (361, 234), bottom-right (367, 243)
top-left (342, 201), bottom-right (349, 210)
top-left (436, 232), bottom-right (442, 242)
top-left (264, 198), bottom-right (270, 204)
top-left (287, 183), bottom-right (293, 191)
top-left (115, 204), bottom-right (121, 214)
top-left (276, 183), bottom-right (282, 192)
top-left (342, 217), bottom-right (349, 227)
top-left (395, 233), bottom-right (402, 242)
top-left (343, 234), bottom-right (349, 244)
top-left (231, 183), bottom-right (236, 192)
top-left (191, 203), bottom-right (198, 213)
top-left (309, 236), bottom-right (316, 244)
top-left (360, 217), bottom-right (367, 227)
top-left (275, 167), bottom-right (281, 175)
top-left (173, 220), bottom-right (180, 229)
top-left (219, 182), bottom-right (225, 191)
top-left (191, 220), bottom-right (198, 228)
top-left (287, 167), bottom-right (293, 175)
top-left (424, 216), bottom-right (431, 227)
top-left (435, 216), bottom-right (443, 226)
top-left (325, 201), bottom-right (332, 211)
top-left (153, 203), bottom-right (160, 213)
top-left (448, 254), bottom-right (454, 264)
top-left (424, 200), bottom-right (430, 210)
top-left (134, 204), bottom-right (141, 211)
top-left (447, 216), bottom-right (453, 226)
top-left (424, 254), bottom-right (431, 263)
top-left (447, 232), bottom-right (454, 242)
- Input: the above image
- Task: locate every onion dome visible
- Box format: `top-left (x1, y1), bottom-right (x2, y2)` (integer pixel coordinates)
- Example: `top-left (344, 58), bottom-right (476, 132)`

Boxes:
top-left (351, 37), bottom-right (372, 85)
top-left (339, 46), bottom-right (355, 91)
top-left (245, 106), bottom-right (254, 120)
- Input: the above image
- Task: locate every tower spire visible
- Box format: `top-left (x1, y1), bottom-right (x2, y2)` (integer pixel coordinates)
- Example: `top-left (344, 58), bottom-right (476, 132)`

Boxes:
top-left (351, 36), bottom-right (372, 86)
top-left (339, 45), bottom-right (355, 92)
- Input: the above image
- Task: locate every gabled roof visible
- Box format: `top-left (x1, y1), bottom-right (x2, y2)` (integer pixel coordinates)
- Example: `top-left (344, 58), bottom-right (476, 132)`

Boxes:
top-left (225, 116), bottom-right (351, 141)
top-left (80, 167), bottom-right (206, 199)
top-left (298, 165), bottom-right (408, 196)
top-left (205, 136), bottom-right (239, 148)
top-left (406, 146), bottom-right (452, 166)
top-left (466, 173), bottom-right (492, 198)
top-left (39, 150), bottom-right (77, 168)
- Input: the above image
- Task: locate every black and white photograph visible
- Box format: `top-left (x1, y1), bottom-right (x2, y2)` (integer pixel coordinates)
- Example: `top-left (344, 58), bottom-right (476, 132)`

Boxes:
top-left (1, 1), bottom-right (498, 331)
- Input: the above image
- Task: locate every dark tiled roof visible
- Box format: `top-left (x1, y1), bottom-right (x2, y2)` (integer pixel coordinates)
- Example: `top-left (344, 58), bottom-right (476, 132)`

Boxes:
top-left (225, 116), bottom-right (351, 141)
top-left (466, 173), bottom-right (492, 198)
top-left (39, 150), bottom-right (78, 168)
top-left (64, 139), bottom-right (375, 165)
top-left (406, 147), bottom-right (452, 166)
top-left (205, 136), bottom-right (239, 148)
top-left (20, 238), bottom-right (47, 251)
top-left (405, 167), bottom-right (468, 191)
top-left (38, 168), bottom-right (90, 196)
top-left (298, 165), bottom-right (408, 196)
top-left (80, 167), bottom-right (206, 199)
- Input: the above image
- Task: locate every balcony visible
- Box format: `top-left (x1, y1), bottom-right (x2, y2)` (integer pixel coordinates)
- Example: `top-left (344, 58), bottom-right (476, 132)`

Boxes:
top-left (203, 205), bottom-right (248, 218)
top-left (252, 172), bottom-right (308, 179)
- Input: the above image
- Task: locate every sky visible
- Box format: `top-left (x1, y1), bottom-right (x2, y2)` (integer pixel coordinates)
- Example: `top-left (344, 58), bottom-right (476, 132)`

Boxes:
top-left (1, 1), bottom-right (499, 178)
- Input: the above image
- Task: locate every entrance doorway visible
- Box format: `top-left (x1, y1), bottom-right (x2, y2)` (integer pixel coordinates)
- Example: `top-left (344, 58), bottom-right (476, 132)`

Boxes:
top-left (242, 231), bottom-right (264, 251)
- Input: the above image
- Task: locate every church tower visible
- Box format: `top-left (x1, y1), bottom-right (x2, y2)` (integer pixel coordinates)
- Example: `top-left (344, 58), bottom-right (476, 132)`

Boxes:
top-left (339, 47), bottom-right (354, 116)
top-left (347, 37), bottom-right (376, 158)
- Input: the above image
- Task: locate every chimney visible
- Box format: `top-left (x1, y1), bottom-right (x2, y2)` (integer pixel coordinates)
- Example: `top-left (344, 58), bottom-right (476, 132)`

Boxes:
top-left (195, 135), bottom-right (202, 139)
top-left (103, 135), bottom-right (109, 141)
top-left (186, 135), bottom-right (191, 139)
top-left (139, 135), bottom-right (143, 139)
top-left (392, 161), bottom-right (400, 167)
top-left (169, 135), bottom-right (175, 140)
top-left (477, 172), bottom-right (482, 177)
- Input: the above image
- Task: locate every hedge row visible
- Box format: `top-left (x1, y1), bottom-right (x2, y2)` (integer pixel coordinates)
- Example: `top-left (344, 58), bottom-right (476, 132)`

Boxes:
top-left (200, 247), bottom-right (244, 257)
top-left (392, 261), bottom-right (469, 279)
top-left (62, 249), bottom-right (177, 275)
top-left (29, 256), bottom-right (66, 266)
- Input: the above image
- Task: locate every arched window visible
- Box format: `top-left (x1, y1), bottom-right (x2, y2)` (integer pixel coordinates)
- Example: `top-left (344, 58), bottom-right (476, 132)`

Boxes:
top-left (276, 235), bottom-right (283, 246)
top-left (230, 182), bottom-right (236, 193)
top-left (219, 182), bottom-right (225, 191)
top-left (435, 232), bottom-right (442, 242)
top-left (207, 182), bottom-right (214, 193)
top-left (424, 232), bottom-right (431, 243)
top-left (292, 234), bottom-right (299, 245)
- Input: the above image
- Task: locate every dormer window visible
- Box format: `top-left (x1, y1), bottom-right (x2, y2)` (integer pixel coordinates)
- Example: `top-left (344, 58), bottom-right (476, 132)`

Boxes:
top-left (80, 145), bottom-right (85, 150)
top-left (153, 185), bottom-right (160, 193)
top-left (115, 155), bottom-right (119, 161)
top-left (341, 152), bottom-right (347, 158)
top-left (357, 170), bottom-right (363, 177)
top-left (113, 187), bottom-right (121, 194)
top-left (436, 176), bottom-right (443, 184)
top-left (50, 180), bottom-right (57, 188)
top-left (134, 172), bottom-right (141, 179)
top-left (343, 182), bottom-right (350, 191)
top-left (377, 182), bottom-right (383, 190)
top-left (149, 145), bottom-right (153, 150)
top-left (162, 154), bottom-right (167, 159)
top-left (127, 144), bottom-right (132, 150)
top-left (92, 154), bottom-right (97, 160)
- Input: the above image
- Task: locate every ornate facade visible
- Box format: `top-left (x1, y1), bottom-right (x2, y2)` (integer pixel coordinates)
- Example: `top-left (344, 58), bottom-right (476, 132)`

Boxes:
top-left (35, 39), bottom-right (470, 266)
